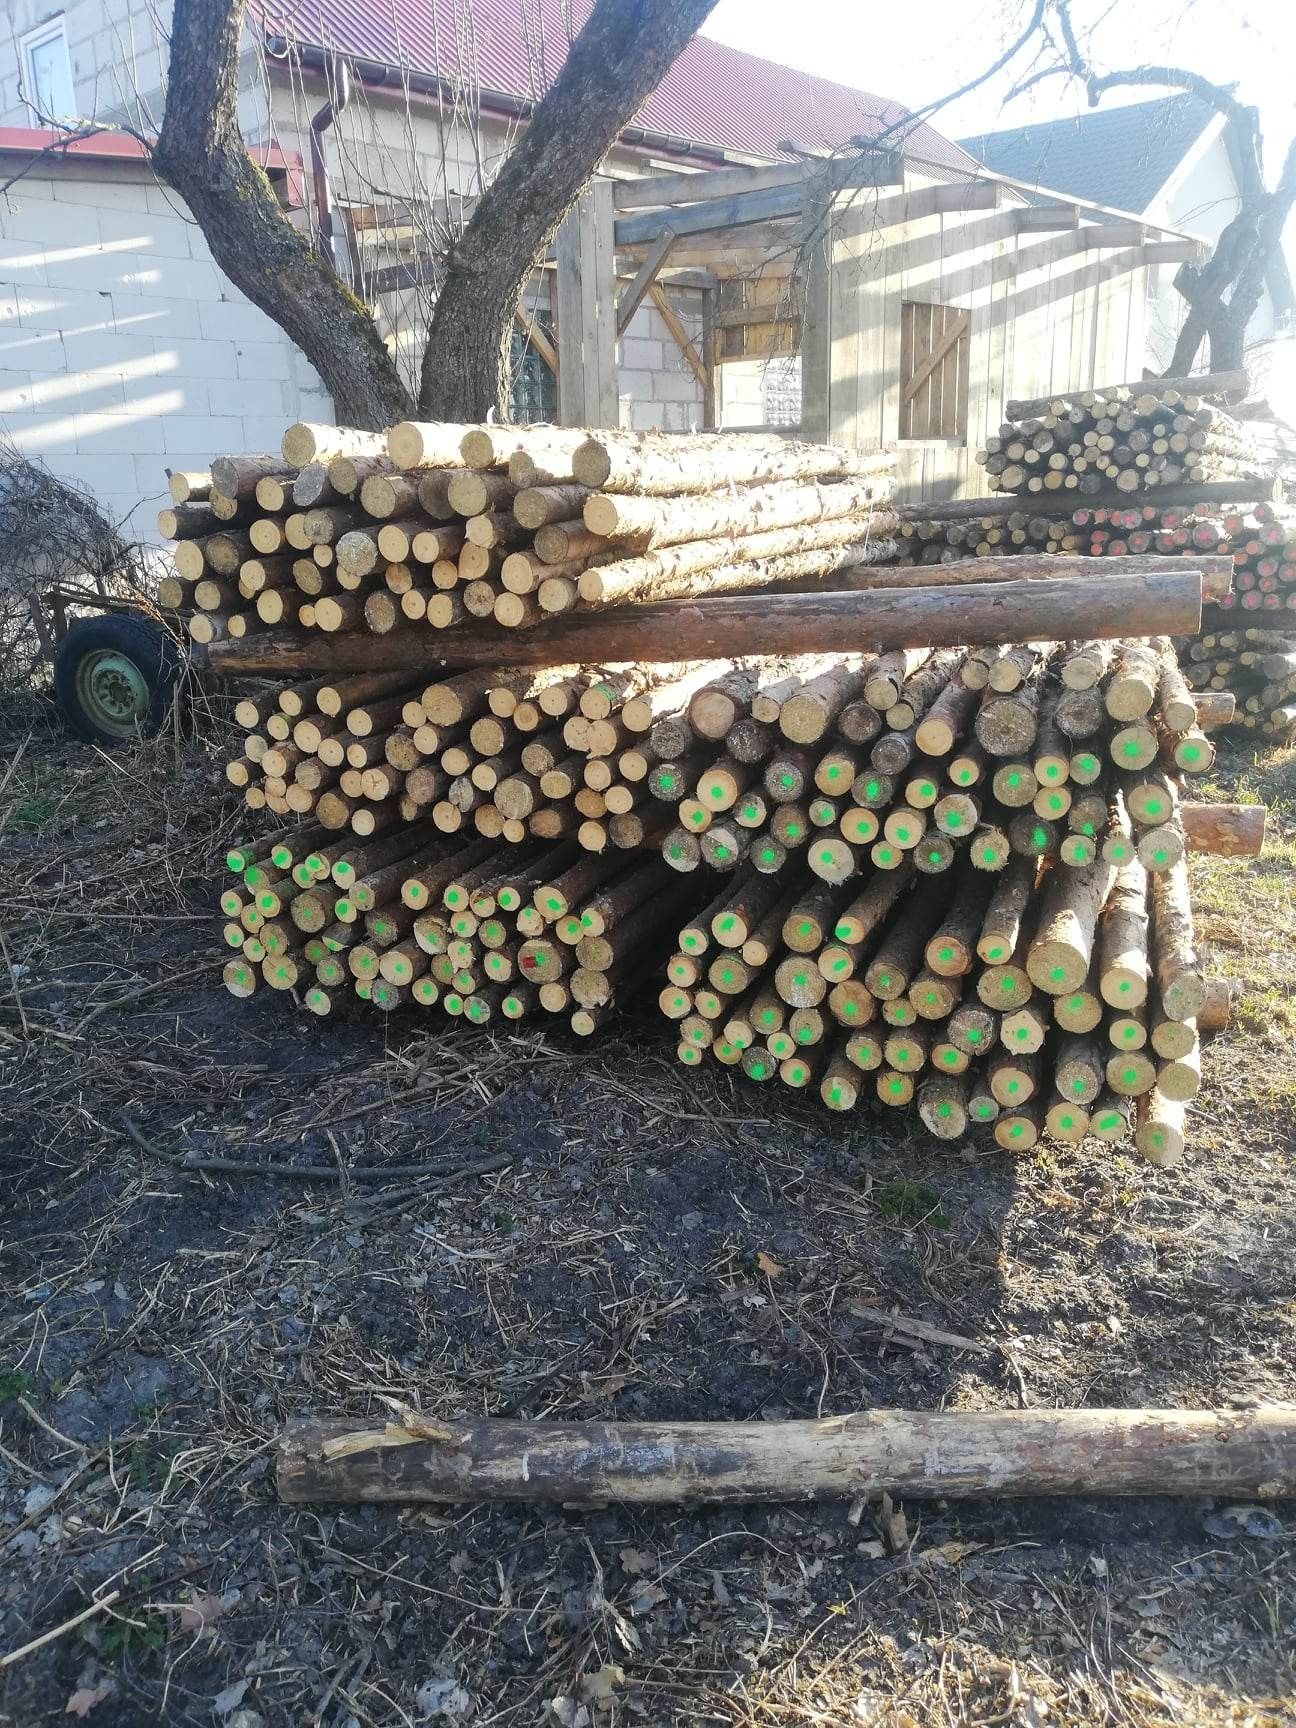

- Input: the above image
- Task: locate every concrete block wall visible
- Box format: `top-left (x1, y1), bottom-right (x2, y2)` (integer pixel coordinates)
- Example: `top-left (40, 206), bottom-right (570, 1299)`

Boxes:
top-left (0, 162), bottom-right (331, 541)
top-left (0, 0), bottom-right (172, 127)
top-left (616, 290), bottom-right (704, 433)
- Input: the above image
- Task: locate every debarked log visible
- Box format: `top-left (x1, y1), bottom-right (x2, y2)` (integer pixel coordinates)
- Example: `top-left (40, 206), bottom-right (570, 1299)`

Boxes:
top-left (278, 1405), bottom-right (1296, 1506)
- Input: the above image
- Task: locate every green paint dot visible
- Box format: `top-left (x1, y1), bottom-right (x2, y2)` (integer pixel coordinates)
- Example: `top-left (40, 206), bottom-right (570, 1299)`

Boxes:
top-left (1044, 765), bottom-right (1060, 780)
top-left (1077, 756), bottom-right (1097, 773)
top-left (1123, 1025), bottom-right (1136, 1041)
top-left (973, 1102), bottom-right (993, 1119)
top-left (786, 825), bottom-right (801, 840)
top-left (1050, 966), bottom-right (1065, 982)
top-left (1032, 828), bottom-right (1047, 848)
top-left (1122, 1067), bottom-right (1137, 1085)
top-left (709, 785), bottom-right (722, 798)
top-left (1153, 850), bottom-right (1167, 865)
top-left (830, 1085), bottom-right (842, 1103)
top-left (793, 973), bottom-right (807, 989)
top-left (842, 1002), bottom-right (858, 1019)
top-left (1009, 1124), bottom-right (1024, 1140)
top-left (937, 1102), bottom-right (952, 1119)
top-left (780, 773), bottom-right (794, 788)
top-left (986, 945), bottom-right (1003, 960)
top-left (546, 895), bottom-right (561, 912)
top-left (941, 1049), bottom-right (957, 1066)
top-left (878, 973), bottom-right (891, 988)
top-left (834, 958), bottom-right (847, 973)
top-left (820, 849), bottom-right (834, 865)
top-left (1007, 772), bottom-right (1021, 788)
top-left (928, 849), bottom-right (942, 864)
top-left (1000, 977), bottom-right (1014, 993)
top-left (888, 1080), bottom-right (903, 1096)
top-left (1183, 745), bottom-right (1201, 762)
top-left (967, 1029), bottom-right (982, 1044)
top-left (1099, 1112), bottom-right (1119, 1130)
top-left (866, 780), bottom-right (880, 799)
top-left (1047, 796), bottom-right (1063, 813)
top-left (827, 765), bottom-right (841, 780)
top-left (714, 845), bottom-right (730, 861)
top-left (957, 768), bottom-right (971, 783)
top-left (719, 915), bottom-right (735, 932)
top-left (761, 1008), bottom-right (776, 1024)
top-left (1015, 1027), bottom-right (1028, 1042)
top-left (1081, 822), bottom-right (1094, 836)
top-left (982, 848), bottom-right (996, 864)
top-left (689, 809), bottom-right (704, 826)
top-left (1124, 741), bottom-right (1140, 758)
top-left (796, 1026), bottom-right (813, 1044)
top-left (878, 848), bottom-right (894, 864)
top-left (760, 848), bottom-right (776, 864)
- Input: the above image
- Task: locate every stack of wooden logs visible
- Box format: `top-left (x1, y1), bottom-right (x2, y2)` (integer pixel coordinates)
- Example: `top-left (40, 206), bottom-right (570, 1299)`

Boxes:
top-left (222, 826), bottom-right (711, 1036)
top-left (1181, 627), bottom-right (1296, 741)
top-left (659, 846), bottom-right (1225, 1165)
top-left (642, 640), bottom-right (1234, 887)
top-left (979, 382), bottom-right (1276, 497)
top-left (160, 420), bottom-right (897, 645)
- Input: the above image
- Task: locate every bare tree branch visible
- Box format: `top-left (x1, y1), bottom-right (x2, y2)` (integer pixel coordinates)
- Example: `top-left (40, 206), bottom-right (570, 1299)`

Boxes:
top-left (418, 0), bottom-right (721, 421)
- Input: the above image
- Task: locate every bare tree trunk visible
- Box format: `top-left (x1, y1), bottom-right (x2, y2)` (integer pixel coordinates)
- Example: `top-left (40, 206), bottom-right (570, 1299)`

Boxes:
top-left (418, 0), bottom-right (721, 421)
top-left (154, 0), bottom-right (413, 430)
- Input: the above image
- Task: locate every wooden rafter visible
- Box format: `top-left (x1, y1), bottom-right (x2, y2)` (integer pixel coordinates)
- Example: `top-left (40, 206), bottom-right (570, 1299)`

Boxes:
top-left (648, 282), bottom-right (708, 393)
top-left (514, 304), bottom-right (557, 375)
top-left (616, 226), bottom-right (676, 336)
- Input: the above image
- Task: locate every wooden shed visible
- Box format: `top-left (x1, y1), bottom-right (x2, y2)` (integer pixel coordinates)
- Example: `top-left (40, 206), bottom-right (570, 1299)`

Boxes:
top-left (557, 149), bottom-right (1206, 503)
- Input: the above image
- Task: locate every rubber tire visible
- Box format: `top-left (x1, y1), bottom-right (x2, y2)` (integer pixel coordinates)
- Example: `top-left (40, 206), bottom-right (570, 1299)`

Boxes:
top-left (52, 613), bottom-right (181, 747)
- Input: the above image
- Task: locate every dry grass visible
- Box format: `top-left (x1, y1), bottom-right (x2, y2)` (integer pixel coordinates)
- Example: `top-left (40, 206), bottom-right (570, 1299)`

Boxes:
top-left (0, 693), bottom-right (1293, 1728)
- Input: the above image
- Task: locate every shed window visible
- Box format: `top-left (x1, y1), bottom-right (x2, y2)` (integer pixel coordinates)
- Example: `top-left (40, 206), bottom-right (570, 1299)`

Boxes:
top-left (20, 16), bottom-right (75, 121)
top-left (900, 300), bottom-right (969, 441)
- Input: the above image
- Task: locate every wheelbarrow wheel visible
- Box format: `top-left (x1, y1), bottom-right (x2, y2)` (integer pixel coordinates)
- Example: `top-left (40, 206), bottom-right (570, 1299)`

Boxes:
top-left (53, 613), bottom-right (181, 746)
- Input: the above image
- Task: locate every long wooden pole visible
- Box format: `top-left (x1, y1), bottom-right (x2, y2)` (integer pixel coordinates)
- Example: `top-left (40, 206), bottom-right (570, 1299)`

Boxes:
top-left (278, 1406), bottom-right (1294, 1506)
top-left (899, 480), bottom-right (1278, 522)
top-left (208, 572), bottom-right (1202, 677)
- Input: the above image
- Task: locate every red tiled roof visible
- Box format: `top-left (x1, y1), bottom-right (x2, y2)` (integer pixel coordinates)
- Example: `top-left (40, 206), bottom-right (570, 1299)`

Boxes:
top-left (256, 0), bottom-right (977, 173)
top-left (0, 125), bottom-right (300, 172)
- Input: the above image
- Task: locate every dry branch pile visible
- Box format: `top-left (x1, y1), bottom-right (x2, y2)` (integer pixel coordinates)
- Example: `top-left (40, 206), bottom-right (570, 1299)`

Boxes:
top-left (980, 382), bottom-right (1278, 498)
top-left (160, 420), bottom-right (896, 646)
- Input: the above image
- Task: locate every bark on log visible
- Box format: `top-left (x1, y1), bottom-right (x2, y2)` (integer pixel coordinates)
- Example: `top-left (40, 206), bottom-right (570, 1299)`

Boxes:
top-left (850, 554), bottom-right (1231, 604)
top-left (1181, 801), bottom-right (1267, 857)
top-left (207, 574), bottom-right (1204, 676)
top-left (277, 1406), bottom-right (1296, 1506)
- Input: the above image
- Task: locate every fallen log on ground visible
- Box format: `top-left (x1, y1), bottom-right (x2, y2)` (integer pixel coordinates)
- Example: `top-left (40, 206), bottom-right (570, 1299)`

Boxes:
top-left (277, 1405), bottom-right (1296, 1506)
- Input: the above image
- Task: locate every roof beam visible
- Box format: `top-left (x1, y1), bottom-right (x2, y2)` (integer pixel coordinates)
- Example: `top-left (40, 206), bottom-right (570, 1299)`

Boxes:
top-left (1142, 239), bottom-right (1208, 265)
top-left (1079, 221), bottom-right (1146, 249)
top-left (612, 153), bottom-right (902, 247)
top-left (1013, 203), bottom-right (1080, 232)
top-left (614, 157), bottom-right (828, 210)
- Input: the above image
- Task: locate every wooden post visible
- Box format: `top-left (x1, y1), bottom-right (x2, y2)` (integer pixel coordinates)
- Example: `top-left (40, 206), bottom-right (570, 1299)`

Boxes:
top-left (278, 1406), bottom-right (1296, 1507)
top-left (556, 181), bottom-right (617, 427)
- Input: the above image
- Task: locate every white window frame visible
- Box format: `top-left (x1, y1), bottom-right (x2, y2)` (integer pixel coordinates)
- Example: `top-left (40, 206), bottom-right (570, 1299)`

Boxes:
top-left (19, 15), bottom-right (76, 122)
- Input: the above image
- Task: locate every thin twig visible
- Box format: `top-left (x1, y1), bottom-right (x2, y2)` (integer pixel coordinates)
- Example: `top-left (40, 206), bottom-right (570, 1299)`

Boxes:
top-left (121, 1115), bottom-right (512, 1185)
top-left (0, 1590), bottom-right (121, 1668)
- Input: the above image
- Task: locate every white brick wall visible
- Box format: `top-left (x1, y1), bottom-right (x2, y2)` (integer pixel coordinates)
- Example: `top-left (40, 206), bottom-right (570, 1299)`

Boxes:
top-left (0, 159), bottom-right (331, 541)
top-left (616, 295), bottom-right (705, 434)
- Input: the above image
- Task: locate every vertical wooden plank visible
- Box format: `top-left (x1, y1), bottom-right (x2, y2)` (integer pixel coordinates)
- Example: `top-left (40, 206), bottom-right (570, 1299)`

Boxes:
top-left (829, 198), bottom-right (862, 446)
top-left (800, 176), bottom-right (831, 443)
top-left (701, 285), bottom-right (716, 430)
top-left (579, 181), bottom-right (617, 427)
top-left (850, 196), bottom-right (887, 453)
top-left (554, 202), bottom-right (585, 426)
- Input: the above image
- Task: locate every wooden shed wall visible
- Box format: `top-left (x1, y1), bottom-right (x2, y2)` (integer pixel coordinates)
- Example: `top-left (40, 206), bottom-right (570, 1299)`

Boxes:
top-left (806, 193), bottom-right (1149, 502)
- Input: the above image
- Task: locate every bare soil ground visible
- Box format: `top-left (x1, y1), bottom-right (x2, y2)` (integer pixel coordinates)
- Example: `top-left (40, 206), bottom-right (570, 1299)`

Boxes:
top-left (1, 688), bottom-right (1293, 1728)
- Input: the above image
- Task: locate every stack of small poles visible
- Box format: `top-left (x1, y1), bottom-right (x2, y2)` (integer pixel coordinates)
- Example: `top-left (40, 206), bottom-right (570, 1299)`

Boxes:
top-left (159, 420), bottom-right (896, 645)
top-left (643, 640), bottom-right (1226, 887)
top-left (979, 382), bottom-right (1277, 497)
top-left (221, 827), bottom-right (711, 1037)
top-left (658, 837), bottom-right (1223, 1166)
top-left (1181, 627), bottom-right (1296, 741)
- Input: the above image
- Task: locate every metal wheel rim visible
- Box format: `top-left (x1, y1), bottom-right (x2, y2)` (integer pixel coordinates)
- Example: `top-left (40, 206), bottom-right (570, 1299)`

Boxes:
top-left (75, 649), bottom-right (150, 737)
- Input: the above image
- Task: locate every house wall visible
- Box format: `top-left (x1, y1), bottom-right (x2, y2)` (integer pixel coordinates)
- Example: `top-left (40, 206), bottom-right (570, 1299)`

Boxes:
top-left (0, 157), bottom-right (330, 540)
top-left (812, 188), bottom-right (1148, 501)
top-left (0, 0), bottom-right (168, 126)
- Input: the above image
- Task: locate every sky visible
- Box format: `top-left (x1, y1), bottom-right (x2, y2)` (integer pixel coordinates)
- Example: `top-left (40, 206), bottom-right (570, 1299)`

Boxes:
top-left (700, 0), bottom-right (1295, 170)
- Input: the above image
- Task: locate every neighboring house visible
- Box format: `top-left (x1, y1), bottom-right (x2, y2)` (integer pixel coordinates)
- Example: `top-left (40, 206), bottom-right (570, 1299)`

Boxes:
top-left (959, 94), bottom-right (1296, 385)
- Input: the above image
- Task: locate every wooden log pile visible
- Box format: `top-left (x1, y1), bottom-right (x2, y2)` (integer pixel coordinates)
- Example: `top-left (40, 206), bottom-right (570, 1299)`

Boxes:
top-left (222, 822), bottom-right (712, 1035)
top-left (1181, 626), bottom-right (1296, 741)
top-left (980, 381), bottom-right (1278, 498)
top-left (659, 843), bottom-right (1228, 1163)
top-left (640, 640), bottom-right (1227, 887)
top-left (159, 421), bottom-right (897, 647)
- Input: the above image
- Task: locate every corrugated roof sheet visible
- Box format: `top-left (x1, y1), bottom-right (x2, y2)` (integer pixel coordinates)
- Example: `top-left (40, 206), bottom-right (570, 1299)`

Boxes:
top-left (958, 94), bottom-right (1218, 215)
top-left (256, 0), bottom-right (978, 173)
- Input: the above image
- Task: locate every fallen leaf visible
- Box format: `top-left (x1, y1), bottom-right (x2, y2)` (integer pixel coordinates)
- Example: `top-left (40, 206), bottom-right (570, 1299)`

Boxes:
top-left (756, 1251), bottom-right (783, 1277)
top-left (178, 1593), bottom-right (224, 1633)
top-left (579, 1664), bottom-right (625, 1706)
top-left (65, 1684), bottom-right (112, 1718)
top-left (546, 1698), bottom-right (589, 1728)
top-left (1203, 1504), bottom-right (1284, 1541)
top-left (416, 1675), bottom-right (472, 1717)
top-left (626, 1580), bottom-right (667, 1616)
top-left (213, 1680), bottom-right (250, 1718)
top-left (618, 1547), bottom-right (654, 1576)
